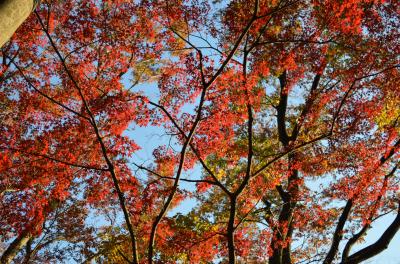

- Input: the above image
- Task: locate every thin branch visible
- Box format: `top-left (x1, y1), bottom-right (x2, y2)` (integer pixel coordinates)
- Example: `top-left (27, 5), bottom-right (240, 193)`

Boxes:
top-left (0, 146), bottom-right (107, 171)
top-left (132, 162), bottom-right (219, 185)
top-left (8, 57), bottom-right (90, 121)
top-left (252, 132), bottom-right (331, 177)
top-left (147, 100), bottom-right (230, 194)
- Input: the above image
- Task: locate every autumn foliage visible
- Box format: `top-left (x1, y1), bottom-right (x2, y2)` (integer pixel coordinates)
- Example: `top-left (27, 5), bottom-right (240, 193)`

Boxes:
top-left (1, 0), bottom-right (399, 263)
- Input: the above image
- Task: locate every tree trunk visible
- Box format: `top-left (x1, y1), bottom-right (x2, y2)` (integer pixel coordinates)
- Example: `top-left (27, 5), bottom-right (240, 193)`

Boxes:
top-left (1, 231), bottom-right (32, 264)
top-left (227, 196), bottom-right (237, 264)
top-left (0, 0), bottom-right (36, 48)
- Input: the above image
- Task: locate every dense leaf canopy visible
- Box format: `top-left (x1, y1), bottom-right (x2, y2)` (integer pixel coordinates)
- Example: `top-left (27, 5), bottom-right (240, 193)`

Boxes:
top-left (1, 0), bottom-right (399, 263)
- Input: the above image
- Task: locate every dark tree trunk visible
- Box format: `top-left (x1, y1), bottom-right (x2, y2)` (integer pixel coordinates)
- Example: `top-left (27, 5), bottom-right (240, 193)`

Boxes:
top-left (1, 231), bottom-right (32, 264)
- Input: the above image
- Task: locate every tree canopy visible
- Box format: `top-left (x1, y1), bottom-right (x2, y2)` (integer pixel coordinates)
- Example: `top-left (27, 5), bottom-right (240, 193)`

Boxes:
top-left (1, 0), bottom-right (399, 263)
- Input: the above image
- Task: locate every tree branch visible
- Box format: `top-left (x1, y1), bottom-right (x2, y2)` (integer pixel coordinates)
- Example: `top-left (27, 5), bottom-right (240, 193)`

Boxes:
top-left (343, 201), bottom-right (400, 264)
top-left (323, 199), bottom-right (353, 264)
top-left (341, 165), bottom-right (398, 261)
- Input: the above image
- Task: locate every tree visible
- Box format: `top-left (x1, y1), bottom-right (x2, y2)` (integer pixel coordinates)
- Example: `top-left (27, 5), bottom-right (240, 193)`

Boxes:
top-left (1, 0), bottom-right (399, 263)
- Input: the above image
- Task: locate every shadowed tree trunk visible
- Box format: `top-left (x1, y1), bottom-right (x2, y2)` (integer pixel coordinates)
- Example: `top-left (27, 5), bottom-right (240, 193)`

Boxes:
top-left (0, 231), bottom-right (32, 264)
top-left (0, 0), bottom-right (37, 48)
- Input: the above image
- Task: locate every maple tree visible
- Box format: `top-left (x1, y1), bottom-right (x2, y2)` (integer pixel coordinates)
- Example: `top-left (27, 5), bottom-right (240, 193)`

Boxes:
top-left (1, 0), bottom-right (400, 263)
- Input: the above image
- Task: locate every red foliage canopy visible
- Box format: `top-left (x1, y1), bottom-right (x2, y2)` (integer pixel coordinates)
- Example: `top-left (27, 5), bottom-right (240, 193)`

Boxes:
top-left (1, 0), bottom-right (399, 263)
